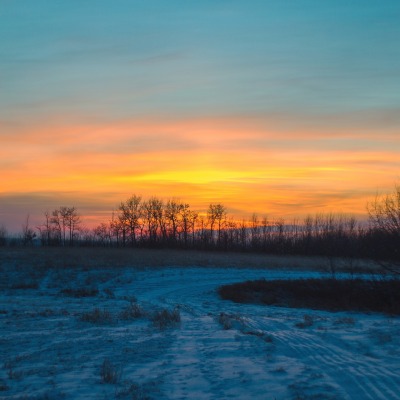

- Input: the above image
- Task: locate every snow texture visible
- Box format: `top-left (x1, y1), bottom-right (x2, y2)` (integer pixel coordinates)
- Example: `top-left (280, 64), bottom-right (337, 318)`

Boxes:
top-left (1, 264), bottom-right (399, 399)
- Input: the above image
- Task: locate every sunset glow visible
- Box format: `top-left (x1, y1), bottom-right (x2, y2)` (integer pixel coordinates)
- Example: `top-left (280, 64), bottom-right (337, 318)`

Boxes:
top-left (1, 1), bottom-right (400, 231)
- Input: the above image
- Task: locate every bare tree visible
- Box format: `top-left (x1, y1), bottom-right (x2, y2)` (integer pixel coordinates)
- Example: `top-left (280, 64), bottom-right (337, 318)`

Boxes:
top-left (207, 203), bottom-right (226, 247)
top-left (118, 195), bottom-right (142, 246)
top-left (250, 213), bottom-right (260, 249)
top-left (21, 214), bottom-right (36, 245)
top-left (49, 207), bottom-right (81, 246)
top-left (93, 222), bottom-right (111, 245)
top-left (368, 185), bottom-right (400, 236)
top-left (164, 199), bottom-right (184, 243)
top-left (50, 209), bottom-right (63, 244)
top-left (179, 203), bottom-right (197, 247)
top-left (367, 185), bottom-right (400, 273)
top-left (109, 211), bottom-right (123, 246)
top-left (37, 211), bottom-right (54, 245)
top-left (61, 206), bottom-right (81, 246)
top-left (142, 197), bottom-right (163, 244)
top-left (0, 224), bottom-right (7, 246)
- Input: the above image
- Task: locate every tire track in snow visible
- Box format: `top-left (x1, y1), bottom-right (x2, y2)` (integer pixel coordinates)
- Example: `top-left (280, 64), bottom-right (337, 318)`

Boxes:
top-left (129, 268), bottom-right (400, 400)
top-left (252, 316), bottom-right (400, 400)
top-left (130, 269), bottom-right (287, 399)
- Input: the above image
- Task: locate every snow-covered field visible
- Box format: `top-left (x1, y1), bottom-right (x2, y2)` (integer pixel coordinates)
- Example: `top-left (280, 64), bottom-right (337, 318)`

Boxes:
top-left (1, 261), bottom-right (399, 399)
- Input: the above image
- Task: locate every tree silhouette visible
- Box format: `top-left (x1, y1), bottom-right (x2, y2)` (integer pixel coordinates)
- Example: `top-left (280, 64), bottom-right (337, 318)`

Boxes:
top-left (367, 184), bottom-right (400, 273)
top-left (207, 203), bottom-right (226, 247)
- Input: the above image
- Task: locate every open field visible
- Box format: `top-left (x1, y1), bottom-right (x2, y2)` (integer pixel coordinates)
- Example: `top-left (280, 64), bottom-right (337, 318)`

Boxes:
top-left (0, 247), bottom-right (379, 272)
top-left (1, 248), bottom-right (399, 399)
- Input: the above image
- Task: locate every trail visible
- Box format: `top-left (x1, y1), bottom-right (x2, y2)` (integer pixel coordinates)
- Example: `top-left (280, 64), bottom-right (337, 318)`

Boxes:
top-left (1, 266), bottom-right (399, 399)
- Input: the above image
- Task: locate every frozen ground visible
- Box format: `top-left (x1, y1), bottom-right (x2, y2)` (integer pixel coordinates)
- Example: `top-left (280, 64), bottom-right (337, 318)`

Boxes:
top-left (1, 262), bottom-right (399, 399)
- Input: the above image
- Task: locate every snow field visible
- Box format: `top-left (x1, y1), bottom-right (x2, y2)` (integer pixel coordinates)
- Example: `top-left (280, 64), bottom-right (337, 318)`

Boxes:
top-left (0, 264), bottom-right (399, 399)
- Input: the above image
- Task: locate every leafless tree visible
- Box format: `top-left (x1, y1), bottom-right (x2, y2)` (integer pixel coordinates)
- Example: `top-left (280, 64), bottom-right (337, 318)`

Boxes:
top-left (250, 213), bottom-right (260, 248)
top-left (207, 203), bottom-right (226, 247)
top-left (142, 197), bottom-right (163, 244)
top-left (367, 185), bottom-right (400, 273)
top-left (37, 211), bottom-right (54, 245)
top-left (0, 224), bottom-right (7, 246)
top-left (49, 206), bottom-right (81, 246)
top-left (21, 214), bottom-right (36, 245)
top-left (93, 222), bottom-right (111, 245)
top-left (118, 195), bottom-right (142, 246)
top-left (178, 203), bottom-right (197, 247)
top-left (368, 185), bottom-right (400, 236)
top-left (164, 199), bottom-right (184, 243)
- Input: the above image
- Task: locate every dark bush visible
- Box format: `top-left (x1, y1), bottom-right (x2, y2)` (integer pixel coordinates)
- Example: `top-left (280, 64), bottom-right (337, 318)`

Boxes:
top-left (218, 278), bottom-right (400, 315)
top-left (151, 307), bottom-right (181, 329)
top-left (61, 287), bottom-right (99, 297)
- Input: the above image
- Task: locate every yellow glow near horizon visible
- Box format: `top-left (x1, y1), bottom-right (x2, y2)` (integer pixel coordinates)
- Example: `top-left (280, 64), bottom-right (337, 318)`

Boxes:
top-left (1, 117), bottom-right (399, 228)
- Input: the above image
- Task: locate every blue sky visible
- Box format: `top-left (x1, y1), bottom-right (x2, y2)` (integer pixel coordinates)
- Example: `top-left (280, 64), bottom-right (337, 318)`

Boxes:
top-left (1, 0), bottom-right (399, 124)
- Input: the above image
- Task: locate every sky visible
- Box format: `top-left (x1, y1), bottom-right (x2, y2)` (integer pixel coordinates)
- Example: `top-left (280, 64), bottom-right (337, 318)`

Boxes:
top-left (1, 0), bottom-right (400, 231)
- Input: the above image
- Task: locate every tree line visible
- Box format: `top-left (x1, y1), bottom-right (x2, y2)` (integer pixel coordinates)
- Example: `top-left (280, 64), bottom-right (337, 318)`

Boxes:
top-left (1, 186), bottom-right (399, 266)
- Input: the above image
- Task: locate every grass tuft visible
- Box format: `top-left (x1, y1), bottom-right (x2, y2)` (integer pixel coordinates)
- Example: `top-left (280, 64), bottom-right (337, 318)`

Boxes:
top-left (295, 315), bottom-right (314, 329)
top-left (61, 287), bottom-right (99, 297)
top-left (10, 281), bottom-right (39, 290)
top-left (119, 303), bottom-right (145, 320)
top-left (100, 358), bottom-right (120, 384)
top-left (151, 307), bottom-right (181, 329)
top-left (80, 308), bottom-right (113, 324)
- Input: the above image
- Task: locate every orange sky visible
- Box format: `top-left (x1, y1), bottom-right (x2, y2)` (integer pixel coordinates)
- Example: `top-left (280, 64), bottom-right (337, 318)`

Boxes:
top-left (1, 116), bottom-right (399, 231)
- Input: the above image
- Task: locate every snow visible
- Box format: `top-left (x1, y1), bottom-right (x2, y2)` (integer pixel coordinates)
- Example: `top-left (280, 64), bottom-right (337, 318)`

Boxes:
top-left (1, 263), bottom-right (399, 399)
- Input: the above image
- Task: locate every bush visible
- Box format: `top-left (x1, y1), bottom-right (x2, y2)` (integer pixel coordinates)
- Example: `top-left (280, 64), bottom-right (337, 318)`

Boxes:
top-left (61, 287), bottom-right (99, 297)
top-left (218, 312), bottom-right (233, 330)
top-left (10, 281), bottom-right (39, 290)
top-left (80, 308), bottom-right (113, 324)
top-left (100, 358), bottom-right (120, 384)
top-left (218, 278), bottom-right (400, 315)
top-left (295, 315), bottom-right (314, 328)
top-left (151, 307), bottom-right (180, 329)
top-left (119, 303), bottom-right (145, 320)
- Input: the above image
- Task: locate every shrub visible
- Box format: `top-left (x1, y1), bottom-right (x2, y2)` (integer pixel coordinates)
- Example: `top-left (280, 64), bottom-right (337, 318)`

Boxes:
top-left (100, 359), bottom-right (120, 384)
top-left (218, 278), bottom-right (400, 315)
top-left (334, 317), bottom-right (355, 325)
top-left (11, 281), bottom-right (39, 290)
top-left (218, 312), bottom-right (233, 330)
top-left (151, 307), bottom-right (180, 329)
top-left (119, 303), bottom-right (145, 320)
top-left (80, 308), bottom-right (113, 324)
top-left (244, 330), bottom-right (274, 343)
top-left (103, 288), bottom-right (115, 299)
top-left (61, 287), bottom-right (99, 297)
top-left (295, 315), bottom-right (314, 328)
top-left (217, 312), bottom-right (247, 331)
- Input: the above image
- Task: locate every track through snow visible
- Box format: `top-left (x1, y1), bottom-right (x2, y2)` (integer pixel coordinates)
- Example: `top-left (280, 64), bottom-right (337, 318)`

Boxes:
top-left (1, 266), bottom-right (400, 399)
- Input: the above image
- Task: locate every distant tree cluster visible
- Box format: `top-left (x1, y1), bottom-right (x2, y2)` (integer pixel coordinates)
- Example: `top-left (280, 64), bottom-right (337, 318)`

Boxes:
top-left (36, 206), bottom-right (81, 246)
top-left (1, 186), bottom-right (399, 269)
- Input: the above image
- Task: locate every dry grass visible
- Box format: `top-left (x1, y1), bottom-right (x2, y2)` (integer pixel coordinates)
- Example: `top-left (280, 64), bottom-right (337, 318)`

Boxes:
top-left (119, 303), bottom-right (146, 320)
top-left (295, 315), bottom-right (314, 328)
top-left (0, 246), bottom-right (378, 272)
top-left (219, 278), bottom-right (400, 315)
top-left (100, 359), bottom-right (120, 384)
top-left (79, 308), bottom-right (113, 324)
top-left (60, 287), bottom-right (99, 297)
top-left (151, 307), bottom-right (181, 329)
